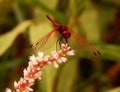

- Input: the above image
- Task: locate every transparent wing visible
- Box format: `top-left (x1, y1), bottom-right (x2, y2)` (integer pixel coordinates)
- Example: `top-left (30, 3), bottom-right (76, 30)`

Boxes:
top-left (30, 27), bottom-right (58, 50)
top-left (68, 27), bottom-right (100, 56)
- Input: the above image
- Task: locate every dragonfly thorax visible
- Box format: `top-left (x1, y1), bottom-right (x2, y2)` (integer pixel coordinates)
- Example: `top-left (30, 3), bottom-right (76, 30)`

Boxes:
top-left (58, 25), bottom-right (71, 39)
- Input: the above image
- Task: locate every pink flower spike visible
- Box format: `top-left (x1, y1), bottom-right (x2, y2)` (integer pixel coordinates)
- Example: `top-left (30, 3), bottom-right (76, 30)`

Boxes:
top-left (66, 50), bottom-right (75, 55)
top-left (26, 86), bottom-right (33, 92)
top-left (38, 52), bottom-right (44, 58)
top-left (58, 57), bottom-right (67, 63)
top-left (5, 88), bottom-right (12, 92)
top-left (6, 43), bottom-right (75, 92)
top-left (14, 81), bottom-right (18, 89)
top-left (51, 51), bottom-right (59, 60)
top-left (53, 61), bottom-right (59, 68)
top-left (29, 55), bottom-right (36, 61)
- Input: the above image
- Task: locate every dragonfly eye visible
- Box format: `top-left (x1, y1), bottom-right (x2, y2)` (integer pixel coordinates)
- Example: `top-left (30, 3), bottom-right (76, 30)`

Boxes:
top-left (59, 25), bottom-right (67, 32)
top-left (64, 32), bottom-right (71, 39)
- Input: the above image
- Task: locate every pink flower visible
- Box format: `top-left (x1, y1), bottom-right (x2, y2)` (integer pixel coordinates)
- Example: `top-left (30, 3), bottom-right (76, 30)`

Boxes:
top-left (5, 88), bottom-right (12, 92)
top-left (5, 43), bottom-right (75, 92)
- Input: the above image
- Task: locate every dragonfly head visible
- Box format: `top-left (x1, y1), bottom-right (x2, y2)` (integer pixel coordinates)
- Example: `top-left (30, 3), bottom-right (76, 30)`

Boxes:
top-left (58, 25), bottom-right (71, 39)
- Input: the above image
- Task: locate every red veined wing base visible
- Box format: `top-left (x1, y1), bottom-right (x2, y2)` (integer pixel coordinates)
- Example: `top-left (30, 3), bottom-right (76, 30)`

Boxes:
top-left (30, 27), bottom-right (58, 50)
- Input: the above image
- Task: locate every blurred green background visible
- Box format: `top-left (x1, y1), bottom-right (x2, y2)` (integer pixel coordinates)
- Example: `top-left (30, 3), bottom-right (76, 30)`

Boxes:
top-left (0, 0), bottom-right (120, 92)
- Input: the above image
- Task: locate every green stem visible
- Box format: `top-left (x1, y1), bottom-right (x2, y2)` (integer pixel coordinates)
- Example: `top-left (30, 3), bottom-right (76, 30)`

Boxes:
top-left (13, 3), bottom-right (25, 22)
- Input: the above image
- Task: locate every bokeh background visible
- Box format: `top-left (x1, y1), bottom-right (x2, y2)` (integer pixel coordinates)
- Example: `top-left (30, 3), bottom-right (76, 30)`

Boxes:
top-left (0, 0), bottom-right (120, 92)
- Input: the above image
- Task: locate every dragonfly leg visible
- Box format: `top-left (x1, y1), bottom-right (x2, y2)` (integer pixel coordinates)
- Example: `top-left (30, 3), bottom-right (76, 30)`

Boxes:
top-left (56, 36), bottom-right (63, 51)
top-left (65, 39), bottom-right (69, 46)
top-left (58, 37), bottom-right (69, 48)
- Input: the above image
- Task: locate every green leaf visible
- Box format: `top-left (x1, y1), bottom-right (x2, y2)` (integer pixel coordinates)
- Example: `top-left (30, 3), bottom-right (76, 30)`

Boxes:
top-left (38, 65), bottom-right (57, 92)
top-left (0, 56), bottom-right (27, 71)
top-left (29, 22), bottom-right (52, 43)
top-left (98, 44), bottom-right (120, 61)
top-left (76, 0), bottom-right (89, 16)
top-left (0, 20), bottom-right (32, 56)
top-left (56, 59), bottom-right (78, 92)
top-left (80, 2), bottom-right (101, 42)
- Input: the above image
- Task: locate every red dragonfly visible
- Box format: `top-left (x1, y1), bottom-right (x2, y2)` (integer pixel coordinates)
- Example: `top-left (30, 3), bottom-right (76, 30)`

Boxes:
top-left (30, 15), bottom-right (100, 56)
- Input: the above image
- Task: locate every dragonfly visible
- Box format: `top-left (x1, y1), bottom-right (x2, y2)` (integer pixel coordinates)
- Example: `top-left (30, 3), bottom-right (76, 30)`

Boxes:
top-left (30, 15), bottom-right (100, 56)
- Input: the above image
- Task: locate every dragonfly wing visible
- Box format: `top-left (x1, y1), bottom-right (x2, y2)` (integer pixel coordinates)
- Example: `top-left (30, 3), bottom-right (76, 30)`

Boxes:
top-left (30, 27), bottom-right (58, 50)
top-left (68, 27), bottom-right (100, 56)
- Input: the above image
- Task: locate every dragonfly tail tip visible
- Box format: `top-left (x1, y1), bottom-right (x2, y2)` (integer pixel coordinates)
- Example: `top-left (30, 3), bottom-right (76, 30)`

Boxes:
top-left (93, 50), bottom-right (101, 56)
top-left (30, 44), bottom-right (33, 48)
